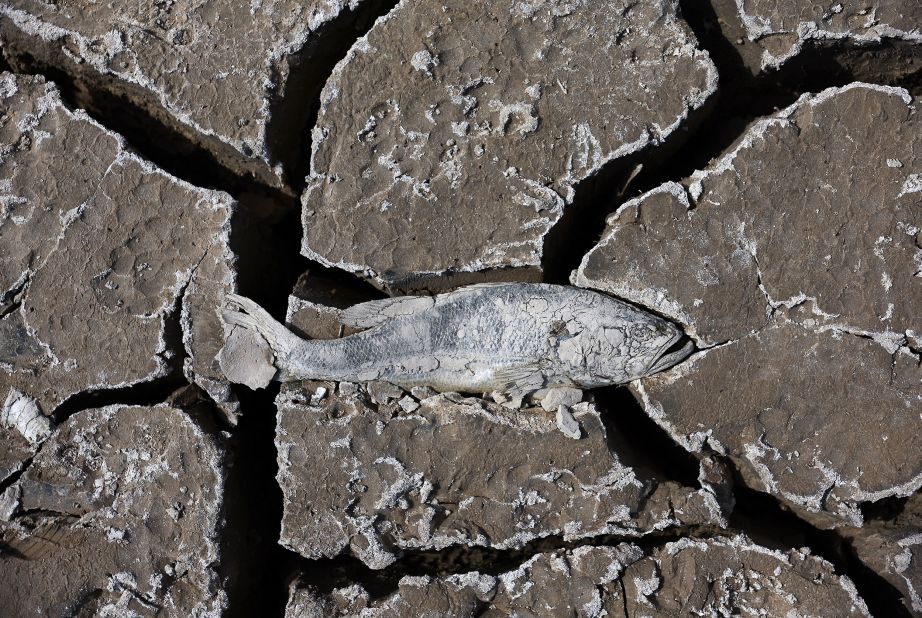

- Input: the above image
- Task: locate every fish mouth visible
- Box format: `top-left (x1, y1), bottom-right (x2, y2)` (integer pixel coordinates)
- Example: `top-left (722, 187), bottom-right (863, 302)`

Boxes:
top-left (645, 333), bottom-right (695, 376)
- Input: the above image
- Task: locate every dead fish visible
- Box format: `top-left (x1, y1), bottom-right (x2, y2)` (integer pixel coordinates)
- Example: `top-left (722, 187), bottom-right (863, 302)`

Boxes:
top-left (219, 282), bottom-right (693, 399)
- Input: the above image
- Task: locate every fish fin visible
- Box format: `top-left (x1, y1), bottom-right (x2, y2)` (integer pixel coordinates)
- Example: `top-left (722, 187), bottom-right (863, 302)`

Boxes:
top-left (453, 282), bottom-right (516, 294)
top-left (341, 296), bottom-right (436, 329)
top-left (341, 283), bottom-right (513, 329)
top-left (492, 365), bottom-right (547, 397)
top-left (222, 294), bottom-right (300, 358)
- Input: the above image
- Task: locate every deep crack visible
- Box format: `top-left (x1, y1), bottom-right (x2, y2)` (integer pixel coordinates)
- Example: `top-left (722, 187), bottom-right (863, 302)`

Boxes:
top-left (264, 0), bottom-right (402, 193)
top-left (595, 385), bottom-right (701, 488)
top-left (219, 383), bottom-right (292, 618)
top-left (0, 275), bottom-right (29, 319)
top-left (48, 374), bottom-right (188, 427)
top-left (286, 524), bottom-right (724, 602)
top-left (860, 495), bottom-right (911, 523)
top-left (727, 471), bottom-right (913, 618)
top-left (0, 455), bottom-right (32, 497)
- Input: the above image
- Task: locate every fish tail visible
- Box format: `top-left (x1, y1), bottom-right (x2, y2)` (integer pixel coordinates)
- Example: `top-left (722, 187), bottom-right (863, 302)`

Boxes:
top-left (222, 295), bottom-right (303, 371)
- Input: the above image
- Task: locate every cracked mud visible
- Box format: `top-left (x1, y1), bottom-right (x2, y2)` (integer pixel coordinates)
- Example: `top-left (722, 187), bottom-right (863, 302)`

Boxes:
top-left (1, 0), bottom-right (921, 616)
top-left (575, 83), bottom-right (922, 531)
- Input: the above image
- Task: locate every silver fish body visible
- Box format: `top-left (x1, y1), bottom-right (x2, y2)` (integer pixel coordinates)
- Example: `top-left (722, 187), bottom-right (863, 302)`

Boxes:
top-left (220, 283), bottom-right (693, 396)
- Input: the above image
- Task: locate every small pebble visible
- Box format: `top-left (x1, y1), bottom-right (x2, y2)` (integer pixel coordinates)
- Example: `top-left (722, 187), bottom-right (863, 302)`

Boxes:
top-left (398, 396), bottom-right (420, 413)
top-left (310, 386), bottom-right (328, 405)
top-left (338, 382), bottom-right (359, 396)
top-left (556, 405), bottom-right (582, 440)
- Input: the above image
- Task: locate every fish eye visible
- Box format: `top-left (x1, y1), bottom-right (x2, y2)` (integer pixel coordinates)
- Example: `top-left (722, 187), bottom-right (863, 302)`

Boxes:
top-left (630, 323), bottom-right (654, 341)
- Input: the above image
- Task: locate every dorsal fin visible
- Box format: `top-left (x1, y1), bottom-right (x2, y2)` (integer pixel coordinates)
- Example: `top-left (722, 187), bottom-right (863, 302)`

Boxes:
top-left (341, 295), bottom-right (436, 329)
top-left (452, 282), bottom-right (517, 293)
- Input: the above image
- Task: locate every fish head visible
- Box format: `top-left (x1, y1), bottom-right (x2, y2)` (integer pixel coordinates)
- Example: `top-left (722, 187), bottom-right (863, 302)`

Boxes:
top-left (618, 316), bottom-right (694, 380)
top-left (552, 289), bottom-right (695, 386)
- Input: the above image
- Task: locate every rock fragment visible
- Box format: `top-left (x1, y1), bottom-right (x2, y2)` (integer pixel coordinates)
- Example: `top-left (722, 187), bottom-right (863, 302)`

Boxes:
top-left (286, 296), bottom-right (353, 341)
top-left (555, 405), bottom-right (582, 440)
top-left (0, 404), bottom-right (226, 616)
top-left (540, 386), bottom-right (583, 412)
top-left (735, 0), bottom-right (922, 70)
top-left (302, 0), bottom-right (717, 291)
top-left (276, 381), bottom-right (724, 569)
top-left (0, 0), bottom-right (376, 188)
top-left (574, 83), bottom-right (922, 527)
top-left (285, 535), bottom-right (869, 616)
top-left (217, 325), bottom-right (277, 391)
top-left (699, 455), bottom-right (736, 514)
top-left (1, 389), bottom-right (51, 445)
top-left (0, 72), bottom-right (238, 419)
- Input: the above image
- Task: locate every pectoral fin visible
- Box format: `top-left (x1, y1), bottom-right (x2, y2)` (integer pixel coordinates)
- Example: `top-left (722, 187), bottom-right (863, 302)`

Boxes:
top-left (341, 295), bottom-right (436, 329)
top-left (492, 364), bottom-right (547, 399)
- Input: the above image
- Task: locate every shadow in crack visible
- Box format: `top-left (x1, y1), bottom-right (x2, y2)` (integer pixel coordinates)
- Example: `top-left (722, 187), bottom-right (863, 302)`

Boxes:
top-left (228, 198), bottom-right (304, 318)
top-left (287, 263), bottom-right (388, 311)
top-left (229, 193), bottom-right (387, 321)
top-left (49, 374), bottom-right (188, 426)
top-left (699, 0), bottom-right (922, 95)
top-left (218, 200), bottom-right (386, 616)
top-left (282, 524), bottom-right (715, 603)
top-left (283, 536), bottom-right (570, 601)
top-left (669, 0), bottom-right (922, 183)
top-left (49, 281), bottom-right (190, 425)
top-left (539, 99), bottom-right (714, 285)
top-left (594, 385), bottom-right (700, 487)
top-left (219, 382), bottom-right (295, 618)
top-left (861, 495), bottom-right (910, 522)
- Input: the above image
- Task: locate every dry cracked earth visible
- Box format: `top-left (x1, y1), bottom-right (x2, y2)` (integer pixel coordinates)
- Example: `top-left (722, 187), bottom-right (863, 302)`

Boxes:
top-left (0, 0), bottom-right (920, 616)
